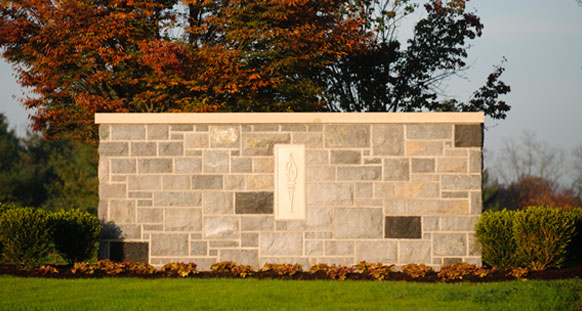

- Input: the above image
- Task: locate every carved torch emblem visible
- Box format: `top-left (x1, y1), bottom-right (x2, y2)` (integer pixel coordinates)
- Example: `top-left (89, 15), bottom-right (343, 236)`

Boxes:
top-left (286, 153), bottom-right (298, 213)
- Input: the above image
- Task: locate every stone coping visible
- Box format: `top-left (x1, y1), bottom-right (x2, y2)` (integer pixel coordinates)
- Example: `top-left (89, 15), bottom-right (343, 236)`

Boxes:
top-left (95, 112), bottom-right (484, 124)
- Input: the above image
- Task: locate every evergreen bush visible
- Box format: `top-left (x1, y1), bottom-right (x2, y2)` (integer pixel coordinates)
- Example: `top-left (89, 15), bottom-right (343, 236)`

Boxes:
top-left (513, 206), bottom-right (576, 270)
top-left (52, 209), bottom-right (102, 264)
top-left (0, 207), bottom-right (53, 267)
top-left (474, 209), bottom-right (520, 269)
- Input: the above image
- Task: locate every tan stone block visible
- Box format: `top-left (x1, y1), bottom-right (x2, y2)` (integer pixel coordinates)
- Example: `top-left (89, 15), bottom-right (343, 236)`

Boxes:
top-left (305, 232), bottom-right (333, 239)
top-left (325, 241), bottom-right (354, 256)
top-left (407, 124), bottom-right (452, 140)
top-left (469, 150), bottom-right (482, 173)
top-left (137, 208), bottom-right (163, 223)
top-left (357, 198), bottom-right (383, 206)
top-left (463, 257), bottom-right (482, 266)
top-left (384, 199), bottom-right (407, 215)
top-left (441, 191), bottom-right (469, 198)
top-left (393, 182), bottom-right (439, 198)
top-left (203, 192), bottom-right (233, 214)
top-left (411, 158), bottom-right (435, 173)
top-left (441, 175), bottom-right (480, 190)
top-left (109, 200), bottom-right (135, 223)
top-left (162, 175), bottom-right (190, 190)
top-left (356, 183), bottom-right (373, 198)
top-left (224, 175), bottom-right (245, 190)
top-left (241, 232), bottom-right (259, 247)
top-left (165, 208), bottom-right (202, 231)
top-left (325, 125), bottom-right (370, 148)
top-left (192, 175), bottom-right (223, 190)
top-left (210, 126), bottom-right (239, 148)
top-left (406, 141), bottom-right (443, 156)
top-left (98, 159), bottom-right (109, 183)
top-left (111, 176), bottom-right (126, 182)
top-left (128, 192), bottom-right (152, 199)
top-left (292, 132), bottom-right (323, 148)
top-left (242, 133), bottom-right (290, 156)
top-left (99, 142), bottom-right (129, 156)
top-left (171, 125), bottom-right (194, 131)
top-left (137, 200), bottom-right (152, 207)
top-left (231, 158), bottom-right (252, 173)
top-left (383, 159), bottom-right (410, 181)
top-left (372, 125), bottom-right (404, 156)
top-left (175, 158), bottom-right (201, 174)
top-left (445, 149), bottom-right (467, 157)
top-left (308, 124), bottom-right (323, 132)
top-left (355, 241), bottom-right (397, 263)
top-left (98, 200), bottom-right (108, 221)
top-left (241, 216), bottom-right (274, 231)
top-left (219, 250), bottom-right (259, 268)
top-left (440, 216), bottom-right (478, 232)
top-left (246, 175), bottom-right (274, 190)
top-left (407, 200), bottom-right (469, 215)
top-left (334, 208), bottom-right (383, 239)
top-left (306, 167), bottom-right (335, 181)
top-left (203, 150), bottom-right (229, 173)
top-left (99, 183), bottom-right (126, 199)
top-left (437, 158), bottom-right (467, 173)
top-left (305, 240), bottom-right (324, 256)
top-left (338, 166), bottom-right (381, 181)
top-left (209, 241), bottom-right (239, 248)
top-left (190, 241), bottom-right (208, 256)
top-left (154, 192), bottom-right (202, 207)
top-left (138, 159), bottom-right (173, 174)
top-left (374, 182), bottom-right (394, 198)
top-left (305, 150), bottom-right (328, 165)
top-left (147, 125), bottom-right (169, 140)
top-left (423, 216), bottom-right (439, 231)
top-left (151, 233), bottom-right (188, 256)
top-left (128, 175), bottom-right (161, 191)
top-left (184, 133), bottom-right (209, 148)
top-left (260, 232), bottom-right (303, 256)
top-left (287, 208), bottom-right (332, 231)
top-left (399, 240), bottom-right (431, 264)
top-left (111, 159), bottom-right (136, 174)
top-left (204, 216), bottom-right (239, 239)
top-left (159, 142), bottom-right (184, 156)
top-left (99, 125), bottom-right (110, 141)
top-left (411, 174), bottom-right (440, 182)
top-left (306, 183), bottom-right (353, 206)
top-left (470, 191), bottom-right (482, 215)
top-left (253, 158), bottom-right (274, 173)
top-left (433, 233), bottom-right (467, 256)
top-left (329, 150), bottom-right (360, 164)
top-left (281, 124), bottom-right (307, 132)
top-left (111, 125), bottom-right (146, 140)
top-left (131, 142), bottom-right (157, 156)
top-left (252, 124), bottom-right (279, 132)
top-left (468, 234), bottom-right (481, 256)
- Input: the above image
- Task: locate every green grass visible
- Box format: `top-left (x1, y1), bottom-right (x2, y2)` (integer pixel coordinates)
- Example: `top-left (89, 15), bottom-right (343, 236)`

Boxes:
top-left (1, 276), bottom-right (581, 311)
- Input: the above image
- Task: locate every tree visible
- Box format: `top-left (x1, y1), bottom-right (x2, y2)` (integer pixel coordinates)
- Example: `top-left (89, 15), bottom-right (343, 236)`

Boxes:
top-left (1, 0), bottom-right (510, 141)
top-left (573, 144), bottom-right (582, 199)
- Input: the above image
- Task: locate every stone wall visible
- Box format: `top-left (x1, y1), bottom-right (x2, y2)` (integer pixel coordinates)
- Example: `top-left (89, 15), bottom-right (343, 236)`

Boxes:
top-left (96, 113), bottom-right (483, 270)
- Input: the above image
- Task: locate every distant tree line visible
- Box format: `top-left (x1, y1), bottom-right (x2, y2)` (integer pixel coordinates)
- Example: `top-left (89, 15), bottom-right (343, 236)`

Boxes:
top-left (0, 113), bottom-right (98, 214)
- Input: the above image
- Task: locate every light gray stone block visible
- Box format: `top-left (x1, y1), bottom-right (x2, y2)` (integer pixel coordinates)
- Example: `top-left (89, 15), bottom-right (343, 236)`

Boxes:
top-left (109, 200), bottom-right (135, 223)
top-left (137, 200), bottom-right (152, 206)
top-left (305, 150), bottom-right (328, 165)
top-left (408, 200), bottom-right (469, 215)
top-left (116, 224), bottom-right (141, 239)
top-left (411, 158), bottom-right (435, 173)
top-left (440, 216), bottom-right (478, 232)
top-left (441, 191), bottom-right (469, 198)
top-left (305, 232), bottom-right (333, 239)
top-left (306, 167), bottom-right (335, 181)
top-left (306, 183), bottom-right (353, 206)
top-left (437, 158), bottom-right (467, 173)
top-left (407, 124), bottom-right (452, 139)
top-left (384, 159), bottom-right (410, 181)
top-left (99, 184), bottom-right (126, 199)
top-left (137, 208), bottom-right (163, 223)
top-left (393, 182), bottom-right (439, 198)
top-left (151, 233), bottom-right (188, 256)
top-left (165, 208), bottom-right (202, 231)
top-left (330, 150), bottom-right (361, 164)
top-left (470, 191), bottom-right (482, 215)
top-left (128, 175), bottom-right (161, 191)
top-left (305, 240), bottom-right (324, 256)
top-left (159, 142), bottom-right (184, 156)
top-left (356, 183), bottom-right (373, 198)
top-left (281, 124), bottom-right (307, 132)
top-left (203, 150), bottom-right (229, 173)
top-left (292, 133), bottom-right (323, 148)
top-left (195, 125), bottom-right (209, 132)
top-left (325, 241), bottom-right (354, 256)
top-left (219, 250), bottom-right (259, 268)
top-left (99, 142), bottom-right (129, 156)
top-left (111, 159), bottom-right (136, 174)
top-left (171, 125), bottom-right (193, 131)
top-left (242, 133), bottom-right (290, 156)
top-left (128, 192), bottom-right (152, 199)
top-left (355, 241), bottom-right (397, 263)
top-left (184, 133), bottom-right (209, 149)
top-left (241, 232), bottom-right (259, 247)
top-left (334, 208), bottom-right (383, 239)
top-left (372, 125), bottom-right (404, 156)
top-left (469, 150), bottom-right (482, 173)
top-left (253, 124), bottom-right (279, 132)
top-left (190, 241), bottom-right (208, 256)
top-left (138, 159), bottom-right (173, 174)
top-left (209, 240), bottom-right (239, 248)
top-left (175, 158), bottom-right (201, 174)
top-left (252, 158), bottom-right (274, 173)
top-left (241, 216), bottom-right (274, 231)
top-left (204, 216), bottom-right (239, 239)
top-left (399, 240), bottom-right (431, 264)
top-left (224, 175), bottom-right (245, 190)
top-left (422, 216), bottom-right (440, 231)
top-left (154, 192), bottom-right (202, 207)
top-left (210, 126), bottom-right (240, 148)
top-left (131, 142), bottom-right (157, 156)
top-left (384, 199), bottom-right (406, 214)
top-left (111, 125), bottom-right (146, 140)
top-left (433, 233), bottom-right (467, 256)
top-left (98, 159), bottom-right (109, 183)
top-left (99, 125), bottom-right (110, 140)
top-left (288, 208), bottom-right (332, 230)
top-left (325, 125), bottom-right (369, 148)
top-left (192, 175), bottom-right (223, 190)
top-left (337, 166), bottom-right (381, 181)
top-left (441, 175), bottom-right (481, 190)
top-left (204, 192), bottom-right (233, 214)
top-left (147, 125), bottom-right (169, 140)
top-left (231, 158), bottom-right (252, 173)
top-left (162, 175), bottom-right (191, 190)
top-left (468, 234), bottom-right (481, 256)
top-left (260, 232), bottom-right (303, 256)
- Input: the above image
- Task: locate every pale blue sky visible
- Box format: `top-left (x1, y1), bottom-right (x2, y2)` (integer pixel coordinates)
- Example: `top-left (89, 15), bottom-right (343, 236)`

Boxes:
top-left (1, 0), bottom-right (581, 182)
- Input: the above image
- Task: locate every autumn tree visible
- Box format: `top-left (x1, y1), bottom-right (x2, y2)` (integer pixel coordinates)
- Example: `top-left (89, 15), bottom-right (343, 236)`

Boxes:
top-left (1, 0), bottom-right (510, 142)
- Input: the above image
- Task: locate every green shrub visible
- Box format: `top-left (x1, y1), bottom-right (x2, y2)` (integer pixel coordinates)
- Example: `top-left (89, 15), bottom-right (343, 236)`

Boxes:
top-left (513, 206), bottom-right (576, 270)
top-left (0, 202), bottom-right (19, 258)
top-left (565, 208), bottom-right (582, 266)
top-left (51, 209), bottom-right (102, 264)
top-left (0, 207), bottom-right (53, 267)
top-left (474, 209), bottom-right (520, 269)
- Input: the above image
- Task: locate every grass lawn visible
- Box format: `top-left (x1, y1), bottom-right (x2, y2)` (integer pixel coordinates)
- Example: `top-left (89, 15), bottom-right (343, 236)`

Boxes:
top-left (1, 276), bottom-right (581, 311)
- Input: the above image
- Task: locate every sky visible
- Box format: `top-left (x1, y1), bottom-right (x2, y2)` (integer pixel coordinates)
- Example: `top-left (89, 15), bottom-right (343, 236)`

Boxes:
top-left (1, 0), bottom-right (581, 184)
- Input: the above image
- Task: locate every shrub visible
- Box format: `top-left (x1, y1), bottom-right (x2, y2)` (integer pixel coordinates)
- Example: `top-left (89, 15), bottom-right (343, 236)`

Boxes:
top-left (566, 208), bottom-right (582, 266)
top-left (513, 206), bottom-right (576, 270)
top-left (161, 262), bottom-right (198, 277)
top-left (0, 207), bottom-right (53, 267)
top-left (51, 209), bottom-right (102, 264)
top-left (437, 262), bottom-right (492, 281)
top-left (260, 263), bottom-right (303, 276)
top-left (474, 209), bottom-right (520, 269)
top-left (401, 263), bottom-right (434, 279)
top-left (210, 261), bottom-right (254, 278)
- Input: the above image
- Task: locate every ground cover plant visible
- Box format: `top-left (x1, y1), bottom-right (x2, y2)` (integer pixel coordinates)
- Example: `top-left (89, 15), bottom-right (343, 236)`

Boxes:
top-left (0, 276), bottom-right (580, 311)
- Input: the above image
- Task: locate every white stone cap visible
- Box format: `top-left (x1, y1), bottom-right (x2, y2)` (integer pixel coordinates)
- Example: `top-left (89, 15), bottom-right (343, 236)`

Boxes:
top-left (95, 112), bottom-right (484, 124)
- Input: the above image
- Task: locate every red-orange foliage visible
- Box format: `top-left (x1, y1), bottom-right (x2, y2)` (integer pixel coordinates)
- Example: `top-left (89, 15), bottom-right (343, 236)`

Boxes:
top-left (0, 0), bottom-right (371, 142)
top-left (500, 175), bottom-right (580, 210)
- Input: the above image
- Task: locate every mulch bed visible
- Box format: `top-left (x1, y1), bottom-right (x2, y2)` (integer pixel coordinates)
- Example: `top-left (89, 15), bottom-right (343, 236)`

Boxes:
top-left (1, 264), bottom-right (582, 282)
